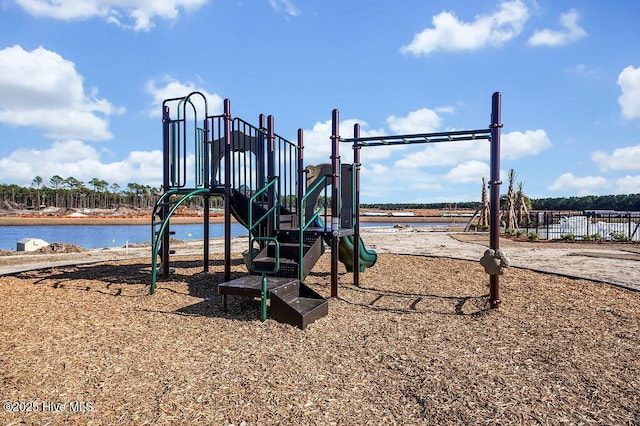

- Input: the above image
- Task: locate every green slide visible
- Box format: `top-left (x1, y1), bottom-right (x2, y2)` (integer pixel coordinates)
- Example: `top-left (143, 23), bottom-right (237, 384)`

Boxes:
top-left (338, 235), bottom-right (378, 273)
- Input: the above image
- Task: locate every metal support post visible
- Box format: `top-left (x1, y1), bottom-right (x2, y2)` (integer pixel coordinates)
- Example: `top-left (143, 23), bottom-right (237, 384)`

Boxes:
top-left (330, 109), bottom-right (340, 298)
top-left (489, 92), bottom-right (503, 308)
top-left (353, 124), bottom-right (361, 287)
top-left (223, 99), bottom-right (232, 282)
top-left (267, 115), bottom-right (276, 236)
top-left (297, 128), bottom-right (305, 283)
top-left (161, 105), bottom-right (171, 279)
top-left (203, 118), bottom-right (210, 272)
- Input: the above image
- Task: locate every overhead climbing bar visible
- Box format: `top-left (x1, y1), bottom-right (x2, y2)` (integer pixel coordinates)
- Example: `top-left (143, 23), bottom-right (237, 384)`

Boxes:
top-left (336, 91), bottom-right (502, 308)
top-left (341, 129), bottom-right (491, 147)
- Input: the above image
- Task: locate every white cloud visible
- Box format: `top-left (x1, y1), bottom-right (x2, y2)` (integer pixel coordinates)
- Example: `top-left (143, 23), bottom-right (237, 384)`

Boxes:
top-left (445, 160), bottom-right (489, 183)
top-left (0, 140), bottom-right (165, 188)
top-left (304, 107), bottom-right (453, 166)
top-left (412, 181), bottom-right (443, 191)
top-left (592, 143), bottom-right (640, 171)
top-left (617, 66), bottom-right (640, 120)
top-left (14, 0), bottom-right (210, 31)
top-left (145, 76), bottom-right (223, 118)
top-left (615, 176), bottom-right (640, 194)
top-left (268, 0), bottom-right (299, 17)
top-left (301, 118), bottom-right (389, 164)
top-left (363, 163), bottom-right (389, 178)
top-left (386, 107), bottom-right (444, 134)
top-left (527, 9), bottom-right (587, 46)
top-left (502, 129), bottom-right (552, 159)
top-left (359, 163), bottom-right (443, 201)
top-left (400, 0), bottom-right (529, 56)
top-left (0, 45), bottom-right (122, 141)
top-left (565, 63), bottom-right (599, 76)
top-left (394, 140), bottom-right (487, 168)
top-left (383, 125), bottom-right (549, 170)
top-left (548, 172), bottom-right (609, 195)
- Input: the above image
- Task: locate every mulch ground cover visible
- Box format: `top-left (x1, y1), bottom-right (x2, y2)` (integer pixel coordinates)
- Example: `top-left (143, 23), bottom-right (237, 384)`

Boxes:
top-left (1, 252), bottom-right (639, 424)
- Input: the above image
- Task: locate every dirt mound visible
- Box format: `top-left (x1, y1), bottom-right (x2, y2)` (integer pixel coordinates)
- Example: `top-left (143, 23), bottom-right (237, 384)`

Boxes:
top-left (0, 200), bottom-right (17, 210)
top-left (113, 204), bottom-right (145, 216)
top-left (0, 200), bottom-right (28, 216)
top-left (35, 242), bottom-right (86, 254)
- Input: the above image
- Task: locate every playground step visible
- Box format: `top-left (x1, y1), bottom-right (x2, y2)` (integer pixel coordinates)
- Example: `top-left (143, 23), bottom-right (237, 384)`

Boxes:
top-left (253, 233), bottom-right (324, 279)
top-left (252, 256), bottom-right (299, 278)
top-left (217, 276), bottom-right (328, 329)
top-left (217, 275), bottom-right (298, 298)
top-left (266, 242), bottom-right (311, 260)
top-left (270, 281), bottom-right (328, 330)
top-left (279, 214), bottom-right (298, 229)
top-left (277, 228), bottom-right (325, 245)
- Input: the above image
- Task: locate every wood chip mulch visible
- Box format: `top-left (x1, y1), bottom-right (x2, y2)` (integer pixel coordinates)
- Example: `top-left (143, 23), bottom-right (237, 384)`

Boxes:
top-left (1, 253), bottom-right (639, 425)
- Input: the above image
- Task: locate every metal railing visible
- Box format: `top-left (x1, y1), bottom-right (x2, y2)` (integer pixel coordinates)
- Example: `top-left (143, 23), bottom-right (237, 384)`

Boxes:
top-left (204, 115), bottom-right (300, 213)
top-left (150, 188), bottom-right (211, 293)
top-left (298, 176), bottom-right (329, 282)
top-left (163, 93), bottom-right (209, 190)
top-left (273, 131), bottom-right (299, 213)
top-left (518, 211), bottom-right (640, 241)
top-left (248, 178), bottom-right (281, 322)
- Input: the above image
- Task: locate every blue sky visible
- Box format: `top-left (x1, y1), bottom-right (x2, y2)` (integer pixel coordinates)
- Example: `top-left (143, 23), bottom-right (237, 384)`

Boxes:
top-left (0, 0), bottom-right (639, 203)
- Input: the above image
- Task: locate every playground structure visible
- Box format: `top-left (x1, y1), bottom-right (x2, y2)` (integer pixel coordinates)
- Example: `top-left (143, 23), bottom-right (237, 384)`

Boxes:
top-left (150, 92), bottom-right (503, 328)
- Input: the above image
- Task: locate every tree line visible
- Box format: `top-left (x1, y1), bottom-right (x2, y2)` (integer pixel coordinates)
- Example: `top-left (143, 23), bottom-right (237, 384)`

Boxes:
top-left (0, 176), bottom-right (221, 211)
top-left (2, 175), bottom-right (638, 212)
top-left (363, 193), bottom-right (640, 212)
top-left (530, 194), bottom-right (640, 211)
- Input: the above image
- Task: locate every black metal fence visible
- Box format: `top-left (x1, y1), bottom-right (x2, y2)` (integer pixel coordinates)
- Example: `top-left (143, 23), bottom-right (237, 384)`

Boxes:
top-left (518, 211), bottom-right (640, 242)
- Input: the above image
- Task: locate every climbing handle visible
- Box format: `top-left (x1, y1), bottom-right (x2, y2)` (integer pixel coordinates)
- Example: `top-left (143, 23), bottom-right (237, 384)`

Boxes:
top-left (250, 237), bottom-right (280, 274)
top-left (480, 248), bottom-right (510, 275)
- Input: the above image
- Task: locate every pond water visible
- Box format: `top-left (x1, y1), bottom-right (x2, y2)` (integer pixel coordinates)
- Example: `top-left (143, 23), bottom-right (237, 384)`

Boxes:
top-left (0, 223), bottom-right (248, 251)
top-left (0, 221), bottom-right (451, 251)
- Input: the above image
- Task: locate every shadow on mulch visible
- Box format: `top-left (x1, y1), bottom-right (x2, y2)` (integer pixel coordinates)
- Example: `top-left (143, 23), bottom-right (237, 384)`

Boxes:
top-left (11, 256), bottom-right (265, 322)
top-left (10, 257), bottom-right (247, 298)
top-left (172, 258), bottom-right (264, 322)
top-left (305, 267), bottom-right (491, 317)
top-left (336, 283), bottom-right (492, 317)
top-left (175, 296), bottom-right (263, 323)
top-left (13, 261), bottom-right (152, 296)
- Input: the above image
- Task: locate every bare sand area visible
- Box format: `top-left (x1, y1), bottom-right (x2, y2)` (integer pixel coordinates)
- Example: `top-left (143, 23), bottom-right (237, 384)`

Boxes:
top-left (362, 227), bottom-right (640, 292)
top-left (1, 228), bottom-right (639, 424)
